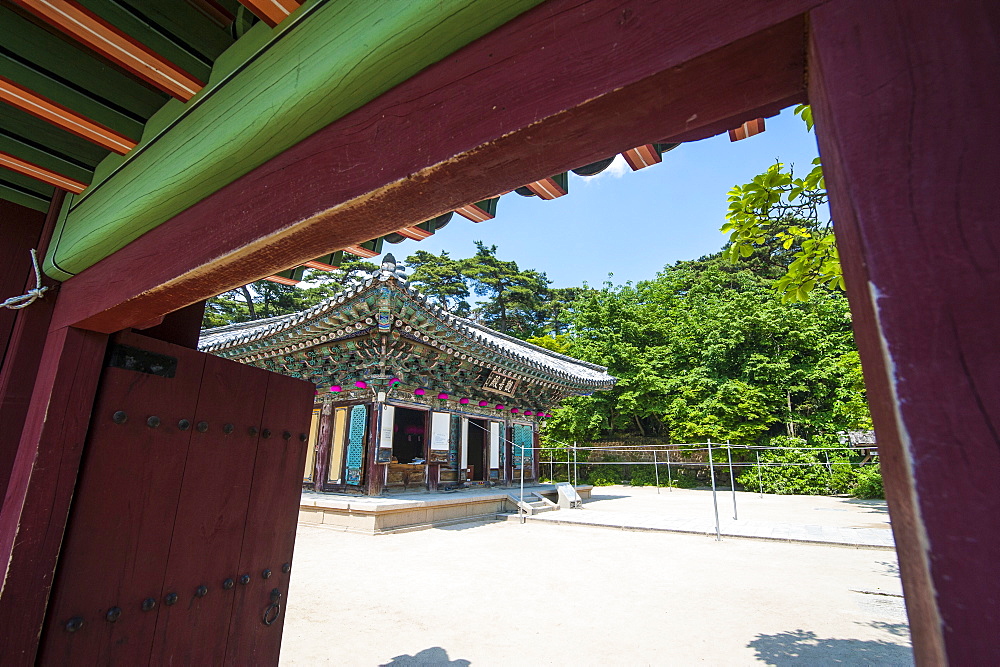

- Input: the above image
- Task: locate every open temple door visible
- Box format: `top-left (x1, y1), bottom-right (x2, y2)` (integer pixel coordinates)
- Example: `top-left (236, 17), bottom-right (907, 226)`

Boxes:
top-left (37, 331), bottom-right (313, 665)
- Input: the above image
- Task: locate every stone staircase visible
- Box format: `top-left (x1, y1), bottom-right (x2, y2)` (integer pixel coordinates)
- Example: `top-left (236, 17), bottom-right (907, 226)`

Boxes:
top-left (500, 492), bottom-right (559, 519)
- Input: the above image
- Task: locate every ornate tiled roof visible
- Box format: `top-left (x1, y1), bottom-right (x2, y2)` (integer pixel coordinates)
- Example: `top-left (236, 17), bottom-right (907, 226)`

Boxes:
top-left (199, 255), bottom-right (615, 392)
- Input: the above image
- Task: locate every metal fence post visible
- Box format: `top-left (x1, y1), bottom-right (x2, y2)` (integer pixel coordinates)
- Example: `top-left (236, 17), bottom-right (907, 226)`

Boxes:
top-left (727, 441), bottom-right (737, 521)
top-left (756, 449), bottom-right (764, 497)
top-left (653, 449), bottom-right (660, 494)
top-left (666, 448), bottom-right (673, 491)
top-left (708, 440), bottom-right (721, 541)
top-left (573, 442), bottom-right (578, 489)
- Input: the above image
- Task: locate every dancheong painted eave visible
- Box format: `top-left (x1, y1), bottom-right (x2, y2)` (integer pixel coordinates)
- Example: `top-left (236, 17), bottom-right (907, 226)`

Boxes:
top-left (199, 254), bottom-right (615, 395)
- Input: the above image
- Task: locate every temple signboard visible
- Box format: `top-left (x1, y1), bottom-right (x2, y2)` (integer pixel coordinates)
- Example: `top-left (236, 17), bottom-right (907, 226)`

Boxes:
top-left (483, 370), bottom-right (519, 396)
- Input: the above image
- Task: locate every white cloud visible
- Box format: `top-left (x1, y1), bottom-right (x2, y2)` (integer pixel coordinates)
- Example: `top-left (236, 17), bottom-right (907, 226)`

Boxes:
top-left (578, 154), bottom-right (629, 185)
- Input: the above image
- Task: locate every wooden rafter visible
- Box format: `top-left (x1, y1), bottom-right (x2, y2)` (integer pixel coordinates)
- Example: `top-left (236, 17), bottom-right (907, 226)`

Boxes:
top-left (343, 244), bottom-right (379, 259)
top-left (263, 274), bottom-right (298, 286)
top-left (522, 175), bottom-right (567, 199)
top-left (394, 226), bottom-right (433, 241)
top-left (621, 144), bottom-right (661, 170)
top-left (237, 0), bottom-right (302, 28)
top-left (9, 0), bottom-right (204, 102)
top-left (729, 117), bottom-right (766, 141)
top-left (0, 151), bottom-right (86, 193)
top-left (0, 76), bottom-right (136, 155)
top-left (303, 260), bottom-right (337, 271)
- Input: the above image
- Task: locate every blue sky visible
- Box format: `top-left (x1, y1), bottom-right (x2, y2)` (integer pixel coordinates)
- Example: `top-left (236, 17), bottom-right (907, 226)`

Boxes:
top-left (385, 106), bottom-right (822, 288)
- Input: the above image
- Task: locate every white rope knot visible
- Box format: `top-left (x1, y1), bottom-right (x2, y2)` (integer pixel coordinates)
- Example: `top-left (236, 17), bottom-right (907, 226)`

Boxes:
top-left (1, 249), bottom-right (49, 310)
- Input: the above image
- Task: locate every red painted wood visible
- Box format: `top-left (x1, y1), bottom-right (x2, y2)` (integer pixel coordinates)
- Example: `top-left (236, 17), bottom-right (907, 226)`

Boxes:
top-left (0, 200), bottom-right (45, 366)
top-left (313, 400), bottom-right (333, 491)
top-left (136, 299), bottom-right (207, 349)
top-left (0, 325), bottom-right (107, 664)
top-left (225, 370), bottom-right (312, 664)
top-left (38, 331), bottom-right (207, 665)
top-left (0, 193), bottom-right (63, 501)
top-left (367, 403), bottom-right (383, 495)
top-left (53, 0), bottom-right (816, 334)
top-left (809, 2), bottom-right (1000, 662)
top-left (148, 354), bottom-right (271, 664)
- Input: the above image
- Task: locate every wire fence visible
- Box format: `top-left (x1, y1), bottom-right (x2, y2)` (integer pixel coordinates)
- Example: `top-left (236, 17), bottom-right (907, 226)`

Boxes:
top-left (530, 439), bottom-right (880, 541)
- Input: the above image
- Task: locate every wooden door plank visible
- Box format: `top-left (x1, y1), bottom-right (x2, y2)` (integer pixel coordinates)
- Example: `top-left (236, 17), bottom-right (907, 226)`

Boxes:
top-left (225, 370), bottom-right (313, 665)
top-left (149, 354), bottom-right (270, 664)
top-left (809, 1), bottom-right (1000, 661)
top-left (37, 331), bottom-right (206, 665)
top-left (0, 325), bottom-right (107, 664)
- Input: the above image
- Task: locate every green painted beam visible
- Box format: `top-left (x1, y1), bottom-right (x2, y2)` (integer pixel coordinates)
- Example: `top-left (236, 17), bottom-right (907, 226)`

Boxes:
top-left (0, 132), bottom-right (94, 185)
top-left (0, 106), bottom-right (107, 170)
top-left (44, 0), bottom-right (544, 280)
top-left (0, 171), bottom-right (52, 211)
top-left (74, 0), bottom-right (214, 83)
top-left (0, 6), bottom-right (166, 123)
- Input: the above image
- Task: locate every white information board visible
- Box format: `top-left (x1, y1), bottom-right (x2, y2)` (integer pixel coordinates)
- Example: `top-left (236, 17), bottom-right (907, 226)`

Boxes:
top-left (489, 421), bottom-right (501, 468)
top-left (430, 411), bottom-right (451, 450)
top-left (379, 405), bottom-right (395, 448)
top-left (460, 417), bottom-right (469, 468)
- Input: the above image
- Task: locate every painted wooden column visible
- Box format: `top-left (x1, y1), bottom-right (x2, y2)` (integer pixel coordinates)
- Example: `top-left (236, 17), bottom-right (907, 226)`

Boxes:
top-left (0, 193), bottom-right (64, 502)
top-left (809, 2), bottom-right (1000, 663)
top-left (313, 397), bottom-right (334, 492)
top-left (366, 403), bottom-right (383, 496)
top-left (0, 325), bottom-right (107, 662)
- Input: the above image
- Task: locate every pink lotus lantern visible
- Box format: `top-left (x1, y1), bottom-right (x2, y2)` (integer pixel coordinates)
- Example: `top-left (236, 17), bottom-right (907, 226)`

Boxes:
top-left (414, 388), bottom-right (426, 396)
top-left (329, 385), bottom-right (342, 392)
top-left (479, 400), bottom-right (489, 407)
top-left (524, 411), bottom-right (533, 416)
top-left (495, 404), bottom-right (505, 410)
top-left (437, 392), bottom-right (449, 400)
top-left (459, 398), bottom-right (470, 405)
top-left (355, 380), bottom-right (367, 389)
top-left (510, 408), bottom-right (520, 414)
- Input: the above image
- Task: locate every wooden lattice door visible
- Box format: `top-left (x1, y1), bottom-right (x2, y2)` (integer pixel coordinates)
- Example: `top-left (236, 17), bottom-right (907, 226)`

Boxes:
top-left (38, 331), bottom-right (313, 665)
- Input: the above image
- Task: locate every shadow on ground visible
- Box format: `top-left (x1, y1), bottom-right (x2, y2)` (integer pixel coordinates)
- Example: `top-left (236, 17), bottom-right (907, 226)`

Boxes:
top-left (379, 647), bottom-right (470, 666)
top-left (748, 629), bottom-right (912, 665)
top-left (843, 499), bottom-right (890, 514)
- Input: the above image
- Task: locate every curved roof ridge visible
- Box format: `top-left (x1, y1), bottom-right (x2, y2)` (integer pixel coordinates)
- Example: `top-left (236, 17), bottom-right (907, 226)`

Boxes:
top-left (454, 316), bottom-right (609, 373)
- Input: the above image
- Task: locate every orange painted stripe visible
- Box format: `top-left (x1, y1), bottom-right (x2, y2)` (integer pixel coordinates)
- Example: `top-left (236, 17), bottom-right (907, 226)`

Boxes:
top-left (455, 203), bottom-right (493, 223)
top-left (524, 177), bottom-right (566, 200)
top-left (237, 0), bottom-right (301, 27)
top-left (303, 260), bottom-right (337, 271)
top-left (0, 151), bottom-right (87, 193)
top-left (10, 0), bottom-right (203, 101)
top-left (344, 244), bottom-right (379, 258)
top-left (395, 226), bottom-right (433, 241)
top-left (263, 274), bottom-right (299, 286)
top-left (622, 144), bottom-right (661, 170)
top-left (0, 76), bottom-right (136, 154)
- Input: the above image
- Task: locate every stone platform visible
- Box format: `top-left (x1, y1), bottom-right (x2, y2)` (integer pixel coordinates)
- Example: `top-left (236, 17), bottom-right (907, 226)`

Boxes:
top-left (299, 484), bottom-right (593, 534)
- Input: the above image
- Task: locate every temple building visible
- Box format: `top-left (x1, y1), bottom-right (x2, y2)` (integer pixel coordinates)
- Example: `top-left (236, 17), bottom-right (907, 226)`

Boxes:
top-left (199, 255), bottom-right (615, 496)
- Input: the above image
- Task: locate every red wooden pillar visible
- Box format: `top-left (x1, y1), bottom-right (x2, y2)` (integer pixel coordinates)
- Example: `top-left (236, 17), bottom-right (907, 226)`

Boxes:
top-left (809, 2), bottom-right (1000, 663)
top-left (313, 399), bottom-right (334, 491)
top-left (0, 194), bottom-right (64, 500)
top-left (0, 325), bottom-right (107, 663)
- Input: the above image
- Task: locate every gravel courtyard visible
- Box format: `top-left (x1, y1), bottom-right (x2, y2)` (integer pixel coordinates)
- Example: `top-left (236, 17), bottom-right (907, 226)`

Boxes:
top-left (280, 488), bottom-right (912, 666)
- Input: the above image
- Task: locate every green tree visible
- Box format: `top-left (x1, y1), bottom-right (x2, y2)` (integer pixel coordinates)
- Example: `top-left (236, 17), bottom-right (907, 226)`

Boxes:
top-left (464, 241), bottom-right (551, 338)
top-left (202, 259), bottom-right (377, 328)
top-left (405, 250), bottom-right (471, 314)
top-left (542, 252), bottom-right (871, 451)
top-left (721, 105), bottom-right (840, 302)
